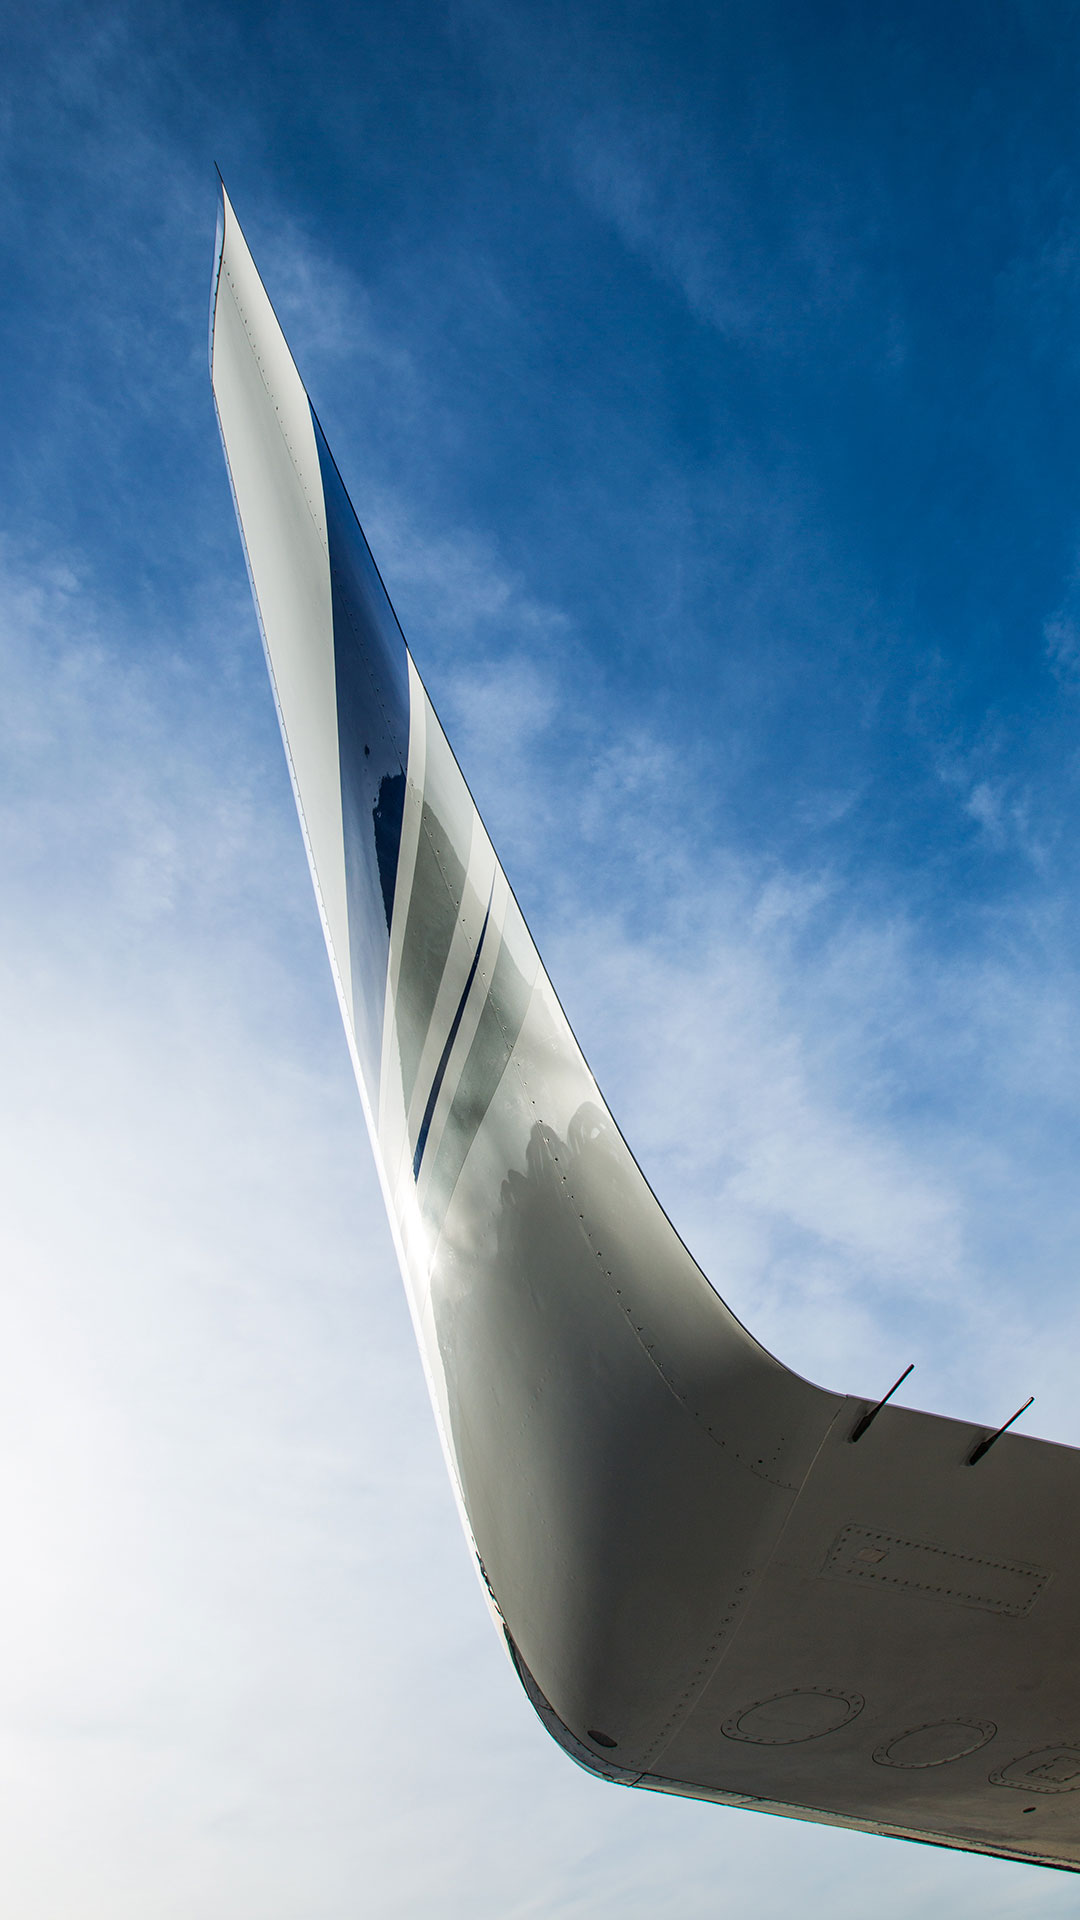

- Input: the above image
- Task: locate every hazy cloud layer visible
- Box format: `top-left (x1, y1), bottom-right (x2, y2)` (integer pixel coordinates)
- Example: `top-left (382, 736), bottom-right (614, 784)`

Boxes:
top-left (5, 2), bottom-right (1080, 1913)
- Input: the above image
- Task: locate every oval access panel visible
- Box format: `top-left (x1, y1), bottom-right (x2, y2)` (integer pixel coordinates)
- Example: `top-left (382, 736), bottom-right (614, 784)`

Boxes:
top-left (990, 1746), bottom-right (1080, 1792)
top-left (722, 1687), bottom-right (864, 1746)
top-left (873, 1719), bottom-right (996, 1770)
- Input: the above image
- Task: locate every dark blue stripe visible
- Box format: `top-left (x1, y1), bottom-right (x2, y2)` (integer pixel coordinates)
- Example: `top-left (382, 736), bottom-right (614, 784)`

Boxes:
top-left (311, 407), bottom-right (411, 1107)
top-left (413, 883), bottom-right (494, 1181)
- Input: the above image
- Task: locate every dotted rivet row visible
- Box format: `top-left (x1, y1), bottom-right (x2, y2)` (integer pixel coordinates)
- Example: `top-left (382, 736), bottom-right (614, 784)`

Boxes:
top-left (639, 1575), bottom-right (756, 1768)
top-left (550, 1149), bottom-right (795, 1490)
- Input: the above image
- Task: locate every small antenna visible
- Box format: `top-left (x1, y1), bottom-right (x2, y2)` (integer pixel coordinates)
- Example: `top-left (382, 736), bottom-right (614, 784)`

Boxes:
top-left (849, 1363), bottom-right (915, 1444)
top-left (968, 1396), bottom-right (1034, 1466)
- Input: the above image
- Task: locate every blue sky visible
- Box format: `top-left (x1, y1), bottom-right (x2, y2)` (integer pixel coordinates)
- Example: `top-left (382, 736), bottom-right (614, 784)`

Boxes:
top-left (5, 2), bottom-right (1080, 1913)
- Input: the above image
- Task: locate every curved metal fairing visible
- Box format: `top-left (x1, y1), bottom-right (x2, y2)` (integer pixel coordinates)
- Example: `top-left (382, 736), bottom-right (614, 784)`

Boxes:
top-left (211, 186), bottom-right (1080, 1873)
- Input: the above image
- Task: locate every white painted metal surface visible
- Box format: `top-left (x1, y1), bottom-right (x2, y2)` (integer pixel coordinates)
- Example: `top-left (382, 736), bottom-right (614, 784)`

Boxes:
top-left (211, 185), bottom-right (1080, 1874)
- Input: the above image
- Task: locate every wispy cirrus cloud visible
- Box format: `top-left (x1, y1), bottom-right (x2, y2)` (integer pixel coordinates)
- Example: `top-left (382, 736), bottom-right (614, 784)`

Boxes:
top-left (8, 490), bottom-right (1080, 1913)
top-left (8, 2), bottom-right (1080, 1912)
top-left (567, 105), bottom-right (866, 350)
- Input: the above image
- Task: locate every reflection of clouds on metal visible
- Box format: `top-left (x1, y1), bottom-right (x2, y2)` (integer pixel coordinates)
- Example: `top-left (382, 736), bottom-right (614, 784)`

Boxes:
top-left (211, 183), bottom-right (1080, 1873)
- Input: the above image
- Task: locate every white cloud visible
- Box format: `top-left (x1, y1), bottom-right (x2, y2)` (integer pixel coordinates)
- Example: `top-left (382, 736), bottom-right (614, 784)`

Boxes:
top-left (565, 105), bottom-right (864, 351)
top-left (3, 499), bottom-right (1079, 1915)
top-left (5, 10), bottom-right (1080, 1911)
